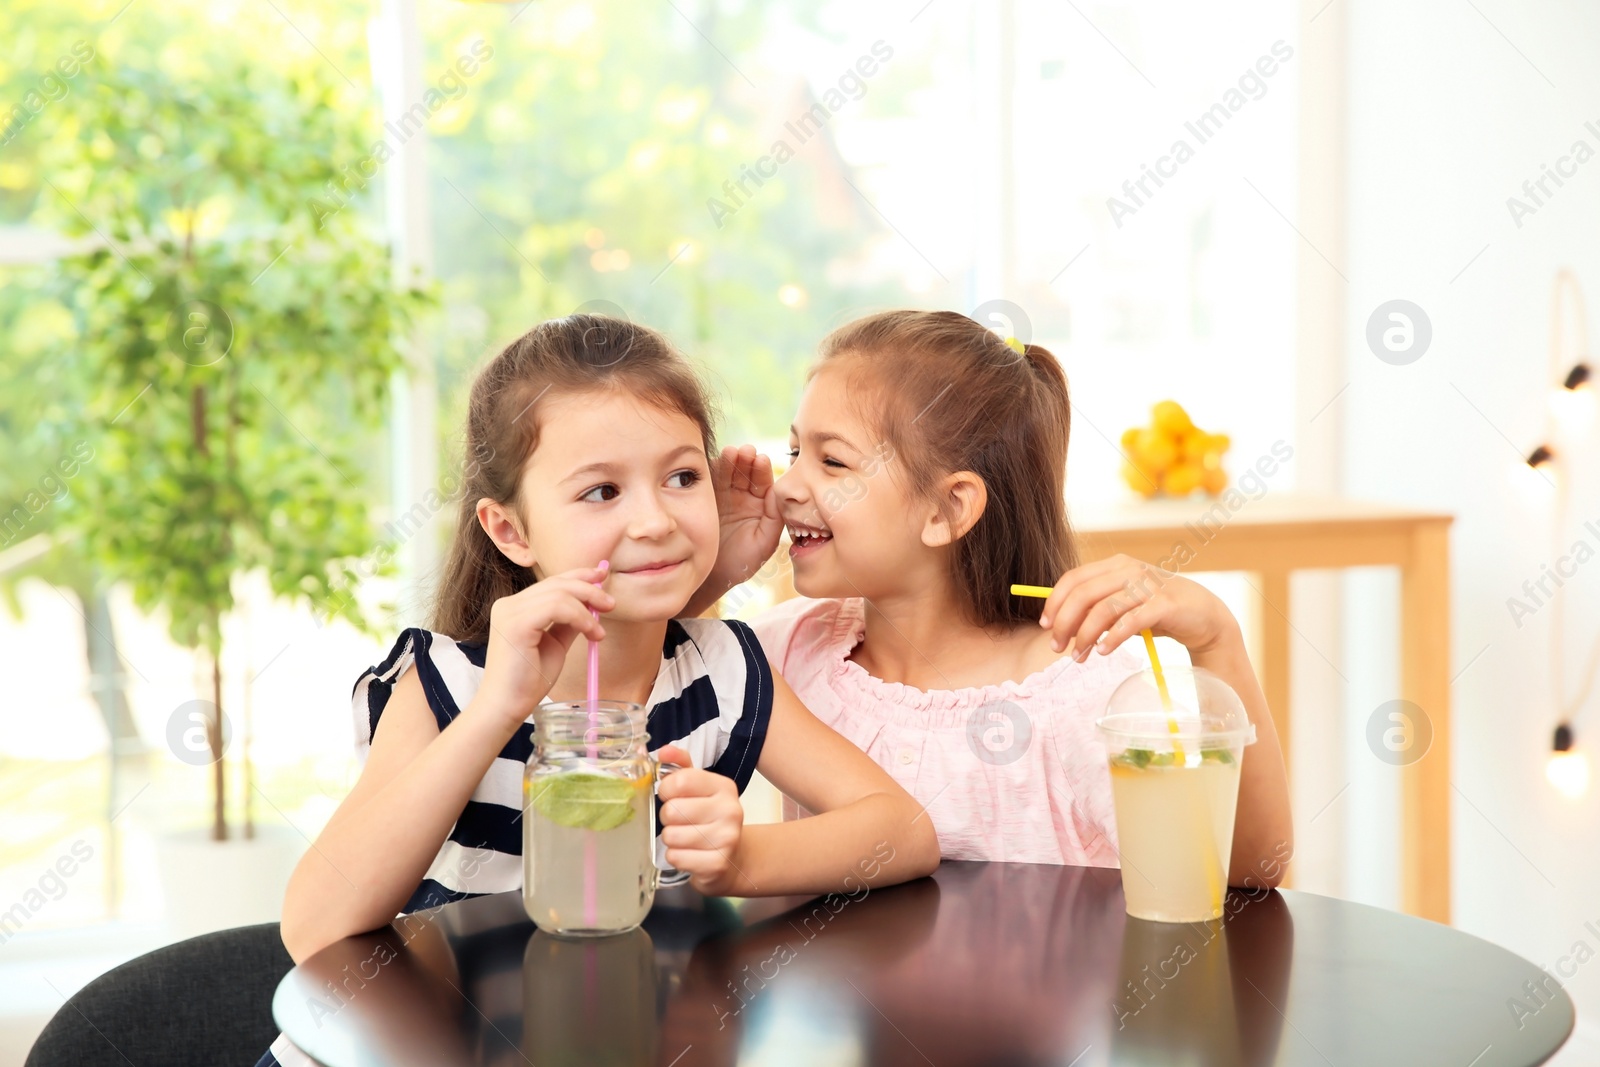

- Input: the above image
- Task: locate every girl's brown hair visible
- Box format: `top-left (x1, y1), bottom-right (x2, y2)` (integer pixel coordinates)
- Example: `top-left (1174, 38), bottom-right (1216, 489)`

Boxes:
top-left (815, 309), bottom-right (1079, 628)
top-left (431, 315), bottom-right (718, 645)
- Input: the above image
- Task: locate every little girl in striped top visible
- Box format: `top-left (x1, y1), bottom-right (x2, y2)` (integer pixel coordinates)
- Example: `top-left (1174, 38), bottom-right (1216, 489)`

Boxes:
top-left (257, 315), bottom-right (937, 1067)
top-left (689, 310), bottom-right (1293, 882)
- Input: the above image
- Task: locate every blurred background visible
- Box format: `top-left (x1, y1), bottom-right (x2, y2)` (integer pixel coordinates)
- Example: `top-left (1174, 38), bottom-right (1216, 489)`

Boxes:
top-left (3, 0), bottom-right (1599, 1060)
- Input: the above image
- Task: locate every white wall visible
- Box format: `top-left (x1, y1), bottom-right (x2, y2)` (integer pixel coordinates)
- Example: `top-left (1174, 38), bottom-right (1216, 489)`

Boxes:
top-left (1342, 0), bottom-right (1600, 1042)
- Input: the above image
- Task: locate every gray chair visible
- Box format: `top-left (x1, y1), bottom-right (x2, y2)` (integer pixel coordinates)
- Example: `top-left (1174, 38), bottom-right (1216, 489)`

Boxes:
top-left (26, 922), bottom-right (293, 1067)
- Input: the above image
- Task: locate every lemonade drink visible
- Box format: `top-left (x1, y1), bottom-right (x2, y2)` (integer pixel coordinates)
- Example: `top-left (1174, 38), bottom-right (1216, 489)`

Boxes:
top-left (522, 701), bottom-right (666, 937)
top-left (1108, 748), bottom-right (1241, 921)
top-left (524, 769), bottom-right (655, 935)
top-left (1098, 667), bottom-right (1256, 923)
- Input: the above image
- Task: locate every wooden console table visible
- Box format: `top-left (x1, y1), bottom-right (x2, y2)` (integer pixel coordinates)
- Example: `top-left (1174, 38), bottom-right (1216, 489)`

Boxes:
top-left (1072, 493), bottom-right (1454, 924)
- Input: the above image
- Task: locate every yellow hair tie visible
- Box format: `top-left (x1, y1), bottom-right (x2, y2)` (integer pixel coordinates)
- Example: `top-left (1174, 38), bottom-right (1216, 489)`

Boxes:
top-left (1004, 336), bottom-right (1026, 355)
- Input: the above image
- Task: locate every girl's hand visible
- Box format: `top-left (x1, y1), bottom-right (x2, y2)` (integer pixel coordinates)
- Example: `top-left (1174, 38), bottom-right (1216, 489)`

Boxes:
top-left (1037, 554), bottom-right (1238, 661)
top-left (678, 445), bottom-right (782, 618)
top-left (710, 443), bottom-right (782, 586)
top-left (473, 567), bottom-right (613, 732)
top-left (655, 744), bottom-right (745, 896)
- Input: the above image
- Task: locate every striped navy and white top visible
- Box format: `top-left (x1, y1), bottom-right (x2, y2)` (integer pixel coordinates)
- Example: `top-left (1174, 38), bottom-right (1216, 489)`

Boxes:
top-left (360, 618), bottom-right (774, 913)
top-left (255, 616), bottom-right (772, 1067)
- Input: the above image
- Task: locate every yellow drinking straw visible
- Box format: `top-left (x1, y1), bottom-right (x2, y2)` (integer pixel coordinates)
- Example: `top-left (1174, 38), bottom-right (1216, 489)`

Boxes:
top-left (1140, 628), bottom-right (1186, 763)
top-left (1141, 630), bottom-right (1172, 709)
top-left (1142, 628), bottom-right (1223, 912)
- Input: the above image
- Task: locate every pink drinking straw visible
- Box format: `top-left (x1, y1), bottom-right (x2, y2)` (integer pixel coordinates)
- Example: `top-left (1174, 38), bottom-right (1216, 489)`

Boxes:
top-left (582, 560), bottom-right (609, 928)
top-left (587, 561), bottom-right (609, 736)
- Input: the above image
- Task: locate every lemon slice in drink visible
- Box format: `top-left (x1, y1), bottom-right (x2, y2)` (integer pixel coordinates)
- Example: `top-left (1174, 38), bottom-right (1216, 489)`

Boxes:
top-left (527, 772), bottom-right (640, 832)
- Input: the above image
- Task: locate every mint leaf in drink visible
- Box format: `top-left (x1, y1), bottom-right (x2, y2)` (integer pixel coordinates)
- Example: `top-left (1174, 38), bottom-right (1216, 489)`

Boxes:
top-left (527, 772), bottom-right (638, 831)
top-left (1113, 748), bottom-right (1190, 769)
top-left (1202, 748), bottom-right (1236, 765)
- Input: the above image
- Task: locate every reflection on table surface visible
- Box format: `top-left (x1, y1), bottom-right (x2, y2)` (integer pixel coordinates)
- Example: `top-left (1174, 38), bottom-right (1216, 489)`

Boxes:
top-left (275, 861), bottom-right (1572, 1067)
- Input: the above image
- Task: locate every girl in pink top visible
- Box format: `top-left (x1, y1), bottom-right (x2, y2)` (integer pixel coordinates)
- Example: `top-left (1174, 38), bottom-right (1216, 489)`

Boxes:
top-left (688, 310), bottom-right (1292, 882)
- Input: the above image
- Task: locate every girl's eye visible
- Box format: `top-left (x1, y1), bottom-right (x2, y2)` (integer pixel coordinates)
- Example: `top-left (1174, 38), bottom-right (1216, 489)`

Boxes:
top-left (579, 484), bottom-right (620, 503)
top-left (668, 469), bottom-right (702, 489)
top-left (788, 446), bottom-right (844, 469)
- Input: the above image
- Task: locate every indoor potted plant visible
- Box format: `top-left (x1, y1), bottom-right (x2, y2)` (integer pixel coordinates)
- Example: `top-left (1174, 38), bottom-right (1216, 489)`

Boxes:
top-left (38, 46), bottom-right (431, 935)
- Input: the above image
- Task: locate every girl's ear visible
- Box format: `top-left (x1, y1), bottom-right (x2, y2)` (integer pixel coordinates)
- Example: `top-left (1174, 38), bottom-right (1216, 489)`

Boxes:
top-left (476, 497), bottom-right (538, 569)
top-left (919, 471), bottom-right (987, 548)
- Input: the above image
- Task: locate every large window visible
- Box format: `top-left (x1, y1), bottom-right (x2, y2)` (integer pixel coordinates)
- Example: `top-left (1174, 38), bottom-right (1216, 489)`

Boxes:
top-left (0, 0), bottom-right (1299, 946)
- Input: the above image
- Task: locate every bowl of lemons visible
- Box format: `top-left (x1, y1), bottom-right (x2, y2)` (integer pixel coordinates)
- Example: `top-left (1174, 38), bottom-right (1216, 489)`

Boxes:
top-left (1120, 400), bottom-right (1231, 499)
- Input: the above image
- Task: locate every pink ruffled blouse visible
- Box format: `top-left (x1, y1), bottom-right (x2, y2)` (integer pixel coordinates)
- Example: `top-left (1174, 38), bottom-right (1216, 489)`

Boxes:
top-left (751, 596), bottom-right (1146, 866)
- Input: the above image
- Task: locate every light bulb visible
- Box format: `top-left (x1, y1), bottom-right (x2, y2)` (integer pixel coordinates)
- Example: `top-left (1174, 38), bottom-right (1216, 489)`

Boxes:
top-left (1549, 387), bottom-right (1595, 439)
top-left (1511, 456), bottom-right (1558, 502)
top-left (1547, 749), bottom-right (1590, 799)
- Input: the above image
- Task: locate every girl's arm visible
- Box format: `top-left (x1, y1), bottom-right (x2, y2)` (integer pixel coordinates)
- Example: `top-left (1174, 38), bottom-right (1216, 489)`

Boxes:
top-left (279, 671), bottom-right (515, 962)
top-left (281, 568), bottom-right (612, 962)
top-left (1183, 621), bottom-right (1295, 887)
top-left (657, 670), bottom-right (940, 897)
top-left (1037, 554), bottom-right (1294, 887)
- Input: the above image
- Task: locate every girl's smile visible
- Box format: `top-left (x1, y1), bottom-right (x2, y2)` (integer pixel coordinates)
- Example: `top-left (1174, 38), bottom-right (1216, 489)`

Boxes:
top-left (785, 520), bottom-right (833, 561)
top-left (615, 557), bottom-right (686, 577)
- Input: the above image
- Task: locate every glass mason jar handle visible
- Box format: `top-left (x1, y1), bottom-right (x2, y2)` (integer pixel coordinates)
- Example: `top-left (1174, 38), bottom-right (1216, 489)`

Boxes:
top-left (654, 762), bottom-right (690, 887)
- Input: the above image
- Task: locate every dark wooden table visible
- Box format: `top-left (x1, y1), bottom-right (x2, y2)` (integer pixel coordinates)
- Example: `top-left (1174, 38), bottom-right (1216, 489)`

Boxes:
top-left (273, 862), bottom-right (1572, 1067)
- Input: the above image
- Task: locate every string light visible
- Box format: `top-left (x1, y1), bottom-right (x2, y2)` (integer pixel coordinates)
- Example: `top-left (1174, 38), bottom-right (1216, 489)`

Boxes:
top-left (1552, 363), bottom-right (1595, 437)
top-left (1539, 271), bottom-right (1596, 798)
top-left (1547, 723), bottom-right (1589, 800)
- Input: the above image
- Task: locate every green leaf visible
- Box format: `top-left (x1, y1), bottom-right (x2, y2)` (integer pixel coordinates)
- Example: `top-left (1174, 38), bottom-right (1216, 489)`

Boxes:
top-left (1112, 747), bottom-right (1237, 769)
top-left (527, 772), bottom-right (640, 832)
